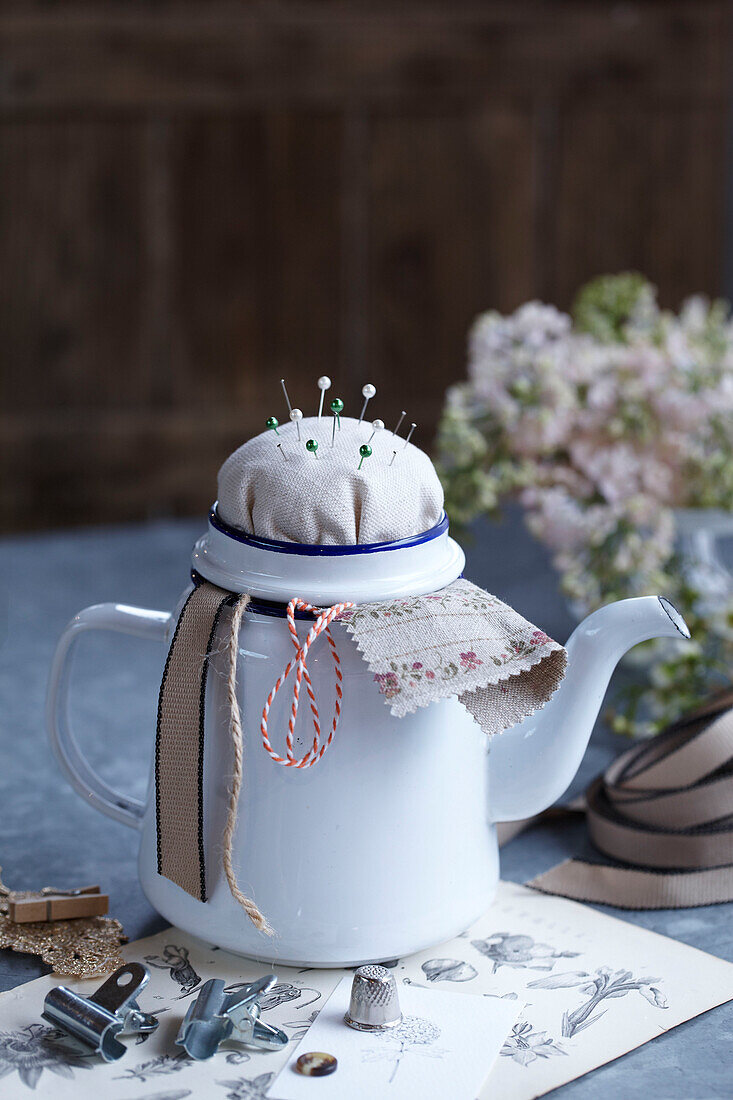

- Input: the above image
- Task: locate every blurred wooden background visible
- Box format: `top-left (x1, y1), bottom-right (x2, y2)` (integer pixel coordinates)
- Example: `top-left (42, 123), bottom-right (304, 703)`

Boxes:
top-left (1, 1), bottom-right (730, 531)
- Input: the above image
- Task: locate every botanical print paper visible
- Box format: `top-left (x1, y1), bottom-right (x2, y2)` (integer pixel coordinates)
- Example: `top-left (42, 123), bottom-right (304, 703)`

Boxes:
top-left (409, 883), bottom-right (733, 1099)
top-left (273, 977), bottom-right (520, 1100)
top-left (0, 881), bottom-right (732, 1099)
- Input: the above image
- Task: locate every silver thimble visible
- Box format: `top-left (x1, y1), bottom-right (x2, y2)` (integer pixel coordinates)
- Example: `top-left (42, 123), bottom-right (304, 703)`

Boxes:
top-left (344, 965), bottom-right (402, 1032)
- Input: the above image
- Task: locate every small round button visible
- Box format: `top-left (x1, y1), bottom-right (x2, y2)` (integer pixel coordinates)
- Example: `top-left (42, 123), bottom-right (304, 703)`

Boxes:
top-left (295, 1051), bottom-right (338, 1077)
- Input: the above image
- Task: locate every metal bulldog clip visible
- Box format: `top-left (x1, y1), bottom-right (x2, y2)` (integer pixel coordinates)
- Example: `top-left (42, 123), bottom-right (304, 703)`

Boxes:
top-left (176, 974), bottom-right (288, 1061)
top-left (42, 962), bottom-right (158, 1062)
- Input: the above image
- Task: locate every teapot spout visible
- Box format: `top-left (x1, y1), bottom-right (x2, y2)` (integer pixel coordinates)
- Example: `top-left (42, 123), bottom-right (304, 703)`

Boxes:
top-left (488, 596), bottom-right (690, 823)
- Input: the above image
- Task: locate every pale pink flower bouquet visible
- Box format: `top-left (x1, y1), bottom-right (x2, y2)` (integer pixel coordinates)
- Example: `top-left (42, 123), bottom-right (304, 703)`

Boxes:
top-left (437, 274), bottom-right (733, 734)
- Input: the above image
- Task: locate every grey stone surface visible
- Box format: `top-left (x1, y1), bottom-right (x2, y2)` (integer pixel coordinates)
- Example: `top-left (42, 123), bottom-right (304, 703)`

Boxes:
top-left (0, 509), bottom-right (731, 1097)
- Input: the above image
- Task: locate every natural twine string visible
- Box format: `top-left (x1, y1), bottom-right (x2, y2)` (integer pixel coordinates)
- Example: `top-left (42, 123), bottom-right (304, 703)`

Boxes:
top-left (222, 592), bottom-right (274, 935)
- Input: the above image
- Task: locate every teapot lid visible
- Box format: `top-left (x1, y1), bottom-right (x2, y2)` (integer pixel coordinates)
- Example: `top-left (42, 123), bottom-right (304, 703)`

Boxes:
top-left (191, 507), bottom-right (465, 604)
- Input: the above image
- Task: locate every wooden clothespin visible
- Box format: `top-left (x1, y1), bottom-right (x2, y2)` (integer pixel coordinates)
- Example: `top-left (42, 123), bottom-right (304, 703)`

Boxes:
top-left (8, 884), bottom-right (108, 924)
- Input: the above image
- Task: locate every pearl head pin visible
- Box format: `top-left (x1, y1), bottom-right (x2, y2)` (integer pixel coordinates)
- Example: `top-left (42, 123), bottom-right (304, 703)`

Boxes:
top-left (367, 418), bottom-right (384, 445)
top-left (306, 438), bottom-right (319, 459)
top-left (266, 416), bottom-right (280, 436)
top-left (358, 444), bottom-right (372, 470)
top-left (280, 378), bottom-right (293, 416)
top-left (403, 422), bottom-right (416, 449)
top-left (317, 376), bottom-right (331, 421)
top-left (358, 383), bottom-right (376, 424)
top-left (290, 408), bottom-right (303, 441)
top-left (392, 410), bottom-right (406, 438)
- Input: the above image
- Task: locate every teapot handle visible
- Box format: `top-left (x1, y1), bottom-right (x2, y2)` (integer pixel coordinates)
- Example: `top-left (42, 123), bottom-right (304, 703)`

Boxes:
top-left (46, 603), bottom-right (173, 829)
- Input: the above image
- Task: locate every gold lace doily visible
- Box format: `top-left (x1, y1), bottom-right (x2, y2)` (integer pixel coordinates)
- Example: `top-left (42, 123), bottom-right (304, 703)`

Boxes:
top-left (0, 869), bottom-right (126, 979)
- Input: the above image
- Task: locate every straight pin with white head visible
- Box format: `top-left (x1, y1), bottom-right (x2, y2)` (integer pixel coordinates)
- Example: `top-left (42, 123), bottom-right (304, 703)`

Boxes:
top-left (358, 383), bottom-right (376, 424)
top-left (290, 408), bottom-right (303, 441)
top-left (367, 418), bottom-right (384, 445)
top-left (392, 410), bottom-right (406, 438)
top-left (403, 423), bottom-right (416, 449)
top-left (317, 376), bottom-right (331, 421)
top-left (280, 379), bottom-right (293, 417)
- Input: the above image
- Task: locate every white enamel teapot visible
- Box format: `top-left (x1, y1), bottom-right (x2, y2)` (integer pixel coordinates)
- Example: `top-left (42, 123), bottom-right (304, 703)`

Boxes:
top-left (46, 418), bottom-right (690, 967)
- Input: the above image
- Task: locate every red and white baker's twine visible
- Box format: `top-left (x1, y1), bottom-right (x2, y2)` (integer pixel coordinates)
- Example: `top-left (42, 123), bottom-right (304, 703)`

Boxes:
top-left (260, 598), bottom-right (355, 768)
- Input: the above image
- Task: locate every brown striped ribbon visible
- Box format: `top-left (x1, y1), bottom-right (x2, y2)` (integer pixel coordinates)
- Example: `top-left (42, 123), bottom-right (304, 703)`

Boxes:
top-left (155, 581), bottom-right (233, 901)
top-left (503, 691), bottom-right (733, 909)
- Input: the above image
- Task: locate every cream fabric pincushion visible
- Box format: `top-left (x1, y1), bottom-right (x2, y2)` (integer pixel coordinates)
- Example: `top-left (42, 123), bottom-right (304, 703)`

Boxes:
top-left (217, 415), bottom-right (444, 544)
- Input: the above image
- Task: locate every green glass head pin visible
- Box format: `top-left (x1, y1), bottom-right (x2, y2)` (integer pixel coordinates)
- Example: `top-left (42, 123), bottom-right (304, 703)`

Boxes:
top-left (358, 443), bottom-right (372, 471)
top-left (330, 397), bottom-right (344, 445)
top-left (266, 416), bottom-right (280, 436)
top-left (306, 438), bottom-right (319, 459)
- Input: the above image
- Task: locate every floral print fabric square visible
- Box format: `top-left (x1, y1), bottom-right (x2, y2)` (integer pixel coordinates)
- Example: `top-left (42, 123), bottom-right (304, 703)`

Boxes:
top-left (340, 579), bottom-right (567, 735)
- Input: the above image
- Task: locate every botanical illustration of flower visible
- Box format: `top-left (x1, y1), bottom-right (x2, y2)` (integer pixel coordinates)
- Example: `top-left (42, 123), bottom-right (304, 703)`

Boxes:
top-left (114, 1053), bottom-right (189, 1082)
top-left (528, 966), bottom-right (668, 1038)
top-left (223, 981), bottom-right (321, 1013)
top-left (281, 1009), bottom-right (320, 1043)
top-left (216, 1072), bottom-right (275, 1099)
top-left (224, 1050), bottom-right (252, 1066)
top-left (362, 1015), bottom-right (444, 1084)
top-left (144, 944), bottom-right (201, 996)
top-left (459, 651), bottom-right (483, 671)
top-left (121, 1092), bottom-right (192, 1100)
top-left (501, 1020), bottom-right (567, 1066)
top-left (421, 958), bottom-right (478, 983)
top-left (472, 932), bottom-right (579, 973)
top-left (0, 1023), bottom-right (92, 1090)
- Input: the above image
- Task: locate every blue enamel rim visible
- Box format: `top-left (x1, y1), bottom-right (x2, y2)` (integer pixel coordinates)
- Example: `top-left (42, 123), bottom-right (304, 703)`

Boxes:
top-left (208, 505), bottom-right (449, 556)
